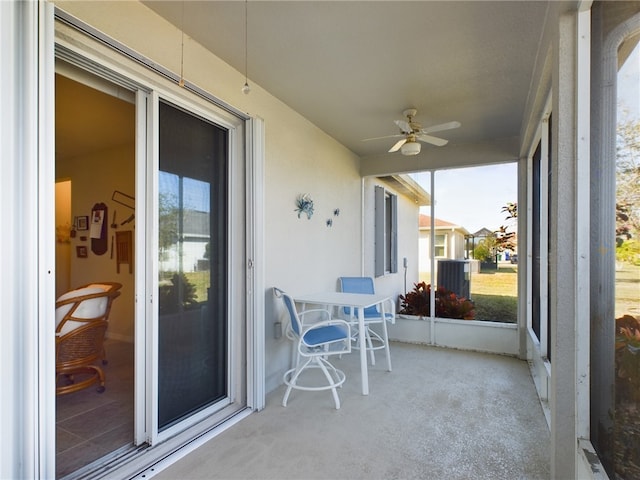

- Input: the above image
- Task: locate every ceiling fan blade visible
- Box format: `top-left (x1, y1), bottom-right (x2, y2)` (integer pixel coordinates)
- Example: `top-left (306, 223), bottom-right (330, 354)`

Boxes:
top-left (362, 133), bottom-right (404, 142)
top-left (421, 121), bottom-right (461, 134)
top-left (394, 119), bottom-right (412, 133)
top-left (389, 138), bottom-right (407, 152)
top-left (417, 134), bottom-right (448, 147)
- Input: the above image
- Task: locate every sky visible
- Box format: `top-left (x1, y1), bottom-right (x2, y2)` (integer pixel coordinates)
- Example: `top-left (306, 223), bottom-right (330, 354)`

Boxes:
top-left (412, 163), bottom-right (518, 234)
top-left (619, 40), bottom-right (640, 121)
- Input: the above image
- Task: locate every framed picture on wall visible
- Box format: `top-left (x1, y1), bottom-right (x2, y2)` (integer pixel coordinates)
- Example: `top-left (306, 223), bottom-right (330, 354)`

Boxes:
top-left (77, 216), bottom-right (89, 231)
top-left (76, 246), bottom-right (88, 258)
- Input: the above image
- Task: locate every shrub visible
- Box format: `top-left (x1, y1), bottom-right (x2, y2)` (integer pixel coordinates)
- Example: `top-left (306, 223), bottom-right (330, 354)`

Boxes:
top-left (616, 314), bottom-right (640, 401)
top-left (158, 272), bottom-right (199, 314)
top-left (473, 242), bottom-right (493, 262)
top-left (399, 281), bottom-right (475, 320)
top-left (616, 239), bottom-right (640, 266)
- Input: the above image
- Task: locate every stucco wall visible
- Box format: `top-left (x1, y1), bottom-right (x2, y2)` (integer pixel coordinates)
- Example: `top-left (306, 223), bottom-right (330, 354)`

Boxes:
top-left (53, 1), bottom-right (370, 393)
top-left (54, 0), bottom-right (424, 395)
top-left (362, 176), bottom-right (420, 303)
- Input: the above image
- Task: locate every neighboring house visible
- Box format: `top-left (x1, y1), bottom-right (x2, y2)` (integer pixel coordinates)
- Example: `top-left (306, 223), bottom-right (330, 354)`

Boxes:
top-left (160, 209), bottom-right (211, 273)
top-left (470, 227), bottom-right (497, 264)
top-left (4, 3), bottom-right (640, 480)
top-left (472, 227), bottom-right (494, 239)
top-left (469, 227), bottom-right (518, 263)
top-left (418, 214), bottom-right (470, 274)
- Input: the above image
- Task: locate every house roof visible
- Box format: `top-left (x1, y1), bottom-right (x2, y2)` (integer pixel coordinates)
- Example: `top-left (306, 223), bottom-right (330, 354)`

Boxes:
top-left (379, 175), bottom-right (431, 206)
top-left (472, 227), bottom-right (495, 237)
top-left (419, 215), bottom-right (470, 236)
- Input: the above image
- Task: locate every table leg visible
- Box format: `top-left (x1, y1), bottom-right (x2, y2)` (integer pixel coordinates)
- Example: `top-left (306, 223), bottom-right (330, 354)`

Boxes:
top-left (358, 306), bottom-right (369, 395)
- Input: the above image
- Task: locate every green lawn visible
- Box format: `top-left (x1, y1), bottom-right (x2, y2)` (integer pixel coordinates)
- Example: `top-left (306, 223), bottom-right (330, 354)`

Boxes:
top-left (429, 261), bottom-right (639, 323)
top-left (470, 265), bottom-right (518, 322)
top-left (470, 265), bottom-right (518, 296)
top-left (616, 263), bottom-right (640, 319)
top-left (184, 270), bottom-right (210, 302)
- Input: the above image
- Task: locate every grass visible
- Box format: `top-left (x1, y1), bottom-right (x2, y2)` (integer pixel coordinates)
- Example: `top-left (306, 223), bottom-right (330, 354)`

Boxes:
top-left (419, 261), bottom-right (639, 323)
top-left (470, 265), bottom-right (518, 322)
top-left (615, 263), bottom-right (640, 319)
top-left (420, 263), bottom-right (518, 322)
top-left (472, 294), bottom-right (518, 322)
top-left (470, 266), bottom-right (518, 296)
top-left (184, 270), bottom-right (210, 302)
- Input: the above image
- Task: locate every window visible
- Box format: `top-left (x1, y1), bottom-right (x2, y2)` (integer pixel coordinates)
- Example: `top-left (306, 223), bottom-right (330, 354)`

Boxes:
top-left (375, 185), bottom-right (397, 276)
top-left (434, 234), bottom-right (446, 257)
top-left (590, 8), bottom-right (640, 478)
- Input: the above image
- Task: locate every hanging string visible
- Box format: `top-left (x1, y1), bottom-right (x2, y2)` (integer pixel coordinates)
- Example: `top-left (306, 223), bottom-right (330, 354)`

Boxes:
top-left (179, 1), bottom-right (185, 87)
top-left (242, 0), bottom-right (250, 94)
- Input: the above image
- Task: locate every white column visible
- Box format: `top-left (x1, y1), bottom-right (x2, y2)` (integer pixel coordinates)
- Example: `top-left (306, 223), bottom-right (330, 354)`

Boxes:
top-left (550, 8), bottom-right (590, 478)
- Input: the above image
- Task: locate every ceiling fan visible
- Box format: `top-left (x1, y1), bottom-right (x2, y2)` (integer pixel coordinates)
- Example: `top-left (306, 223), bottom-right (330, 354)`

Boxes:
top-left (363, 109), bottom-right (461, 156)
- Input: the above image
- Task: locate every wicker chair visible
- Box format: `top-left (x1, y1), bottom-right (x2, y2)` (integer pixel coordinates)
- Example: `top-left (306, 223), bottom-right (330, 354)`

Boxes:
top-left (55, 282), bottom-right (122, 395)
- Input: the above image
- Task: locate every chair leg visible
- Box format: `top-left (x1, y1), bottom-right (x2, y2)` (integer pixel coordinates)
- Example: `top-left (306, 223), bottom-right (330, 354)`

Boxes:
top-left (282, 355), bottom-right (346, 409)
top-left (365, 328), bottom-right (376, 366)
top-left (56, 365), bottom-right (105, 395)
top-left (381, 320), bottom-right (392, 372)
top-left (290, 342), bottom-right (298, 371)
top-left (316, 357), bottom-right (341, 409)
top-left (282, 357), bottom-right (312, 407)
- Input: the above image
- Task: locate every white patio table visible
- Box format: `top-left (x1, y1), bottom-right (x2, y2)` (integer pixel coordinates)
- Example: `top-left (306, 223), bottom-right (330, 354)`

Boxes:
top-left (293, 291), bottom-right (391, 396)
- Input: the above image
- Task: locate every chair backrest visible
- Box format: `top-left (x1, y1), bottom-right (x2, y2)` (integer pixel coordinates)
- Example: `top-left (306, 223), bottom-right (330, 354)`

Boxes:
top-left (274, 288), bottom-right (302, 337)
top-left (56, 282), bottom-right (122, 336)
top-left (339, 277), bottom-right (378, 316)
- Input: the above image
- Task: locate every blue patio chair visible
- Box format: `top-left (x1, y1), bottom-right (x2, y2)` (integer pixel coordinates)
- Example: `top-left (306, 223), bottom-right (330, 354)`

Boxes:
top-left (274, 288), bottom-right (351, 409)
top-left (339, 277), bottom-right (395, 371)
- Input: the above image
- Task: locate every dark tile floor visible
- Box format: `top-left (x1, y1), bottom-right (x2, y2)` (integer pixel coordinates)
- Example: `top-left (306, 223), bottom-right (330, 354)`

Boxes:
top-left (56, 339), bottom-right (134, 478)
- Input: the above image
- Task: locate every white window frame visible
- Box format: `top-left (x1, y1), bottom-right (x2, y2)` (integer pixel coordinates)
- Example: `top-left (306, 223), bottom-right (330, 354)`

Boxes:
top-left (434, 233), bottom-right (447, 258)
top-left (374, 185), bottom-right (398, 276)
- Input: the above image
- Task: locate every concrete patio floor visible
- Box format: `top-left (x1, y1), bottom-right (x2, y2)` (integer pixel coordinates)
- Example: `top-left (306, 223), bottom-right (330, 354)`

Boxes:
top-left (154, 342), bottom-right (550, 480)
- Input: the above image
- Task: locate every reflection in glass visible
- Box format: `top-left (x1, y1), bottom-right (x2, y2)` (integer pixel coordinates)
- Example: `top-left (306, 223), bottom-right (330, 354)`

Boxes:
top-left (612, 39), bottom-right (640, 480)
top-left (158, 101), bottom-right (228, 430)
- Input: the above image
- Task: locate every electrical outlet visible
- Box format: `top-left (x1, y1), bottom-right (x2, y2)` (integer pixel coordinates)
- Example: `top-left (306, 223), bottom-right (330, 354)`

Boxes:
top-left (274, 321), bottom-right (282, 339)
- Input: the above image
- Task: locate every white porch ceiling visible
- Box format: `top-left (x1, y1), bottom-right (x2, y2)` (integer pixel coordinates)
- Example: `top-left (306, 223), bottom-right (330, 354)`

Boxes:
top-left (142, 1), bottom-right (574, 173)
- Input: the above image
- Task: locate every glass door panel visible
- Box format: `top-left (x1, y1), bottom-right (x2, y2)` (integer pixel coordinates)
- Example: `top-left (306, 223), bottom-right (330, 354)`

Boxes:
top-left (157, 100), bottom-right (228, 431)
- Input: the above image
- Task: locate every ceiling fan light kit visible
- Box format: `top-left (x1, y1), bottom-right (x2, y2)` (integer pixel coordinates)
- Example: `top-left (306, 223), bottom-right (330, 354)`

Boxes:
top-left (401, 141), bottom-right (421, 156)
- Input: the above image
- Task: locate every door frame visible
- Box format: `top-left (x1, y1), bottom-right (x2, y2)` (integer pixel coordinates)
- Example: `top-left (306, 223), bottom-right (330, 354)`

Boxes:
top-left (49, 7), bottom-right (265, 476)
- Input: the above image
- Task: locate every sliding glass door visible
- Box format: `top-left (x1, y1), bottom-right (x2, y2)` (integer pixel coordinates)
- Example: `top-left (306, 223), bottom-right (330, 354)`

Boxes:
top-left (157, 100), bottom-right (230, 430)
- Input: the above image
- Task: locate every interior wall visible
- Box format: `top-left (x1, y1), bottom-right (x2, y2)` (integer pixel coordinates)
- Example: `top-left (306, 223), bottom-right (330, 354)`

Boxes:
top-left (56, 144), bottom-right (136, 341)
top-left (55, 179), bottom-right (72, 298)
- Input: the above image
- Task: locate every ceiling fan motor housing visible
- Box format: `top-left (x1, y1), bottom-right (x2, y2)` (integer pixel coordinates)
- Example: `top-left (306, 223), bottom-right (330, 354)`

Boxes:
top-left (403, 108), bottom-right (418, 119)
